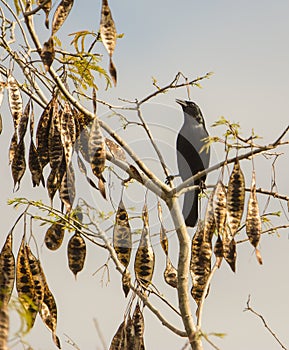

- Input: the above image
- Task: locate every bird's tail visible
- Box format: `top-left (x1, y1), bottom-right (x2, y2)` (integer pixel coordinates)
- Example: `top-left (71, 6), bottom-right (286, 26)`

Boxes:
top-left (183, 189), bottom-right (199, 227)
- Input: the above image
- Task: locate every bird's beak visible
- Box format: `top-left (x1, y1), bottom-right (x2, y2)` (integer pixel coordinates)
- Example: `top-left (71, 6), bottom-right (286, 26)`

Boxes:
top-left (176, 99), bottom-right (186, 107)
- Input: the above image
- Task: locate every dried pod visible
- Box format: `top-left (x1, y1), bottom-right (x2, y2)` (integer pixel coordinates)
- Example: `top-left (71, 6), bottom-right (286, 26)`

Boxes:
top-left (16, 239), bottom-right (38, 329)
top-left (226, 158), bottom-right (245, 237)
top-left (7, 74), bottom-right (23, 131)
top-left (126, 315), bottom-right (135, 350)
top-left (29, 139), bottom-right (45, 187)
top-left (45, 221), bottom-right (65, 250)
top-left (59, 164), bottom-right (75, 213)
top-left (41, 37), bottom-right (55, 71)
top-left (214, 234), bottom-right (223, 259)
top-left (51, 0), bottom-right (74, 35)
top-left (113, 200), bottom-right (132, 268)
top-left (100, 0), bottom-right (117, 57)
top-left (18, 100), bottom-right (30, 141)
top-left (109, 320), bottom-right (126, 350)
top-left (203, 190), bottom-right (216, 242)
top-left (121, 268), bottom-right (131, 298)
top-left (105, 138), bottom-right (126, 161)
top-left (47, 168), bottom-right (59, 203)
top-left (109, 58), bottom-right (117, 86)
top-left (48, 109), bottom-right (63, 170)
top-left (11, 139), bottom-right (26, 191)
top-left (37, 0), bottom-right (52, 28)
top-left (164, 257), bottom-right (178, 289)
top-left (88, 117), bottom-right (106, 198)
top-left (132, 303), bottom-right (145, 350)
top-left (213, 180), bottom-right (227, 237)
top-left (9, 131), bottom-right (18, 165)
top-left (134, 206), bottom-right (155, 288)
top-left (67, 232), bottom-right (86, 278)
top-left (222, 229), bottom-right (237, 273)
top-left (60, 102), bottom-right (76, 166)
top-left (0, 233), bottom-right (15, 305)
top-left (159, 224), bottom-right (168, 256)
top-left (0, 304), bottom-right (9, 350)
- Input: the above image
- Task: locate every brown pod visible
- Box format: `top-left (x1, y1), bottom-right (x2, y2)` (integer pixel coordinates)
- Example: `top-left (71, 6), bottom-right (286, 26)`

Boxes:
top-left (203, 189), bottom-right (216, 242)
top-left (100, 0), bottom-right (117, 57)
top-left (7, 74), bottom-right (23, 131)
top-left (0, 233), bottom-right (15, 305)
top-left (37, 0), bottom-right (52, 28)
top-left (41, 37), bottom-right (55, 72)
top-left (28, 139), bottom-right (45, 187)
top-left (8, 131), bottom-right (18, 165)
top-left (121, 268), bottom-right (131, 298)
top-left (213, 180), bottom-right (227, 237)
top-left (48, 108), bottom-right (63, 170)
top-left (0, 304), bottom-right (9, 350)
top-left (164, 257), bottom-right (178, 289)
top-left (105, 138), bottom-right (126, 161)
top-left (67, 232), bottom-right (86, 278)
top-left (222, 229), bottom-right (237, 273)
top-left (132, 303), bottom-right (145, 349)
top-left (18, 100), bottom-right (30, 142)
top-left (11, 139), bottom-right (26, 191)
top-left (134, 206), bottom-right (155, 288)
top-left (45, 221), bottom-right (65, 250)
top-left (113, 200), bottom-right (132, 268)
top-left (60, 102), bottom-right (76, 166)
top-left (109, 320), bottom-right (126, 350)
top-left (226, 158), bottom-right (245, 237)
top-left (59, 164), bottom-right (75, 213)
top-left (51, 0), bottom-right (74, 35)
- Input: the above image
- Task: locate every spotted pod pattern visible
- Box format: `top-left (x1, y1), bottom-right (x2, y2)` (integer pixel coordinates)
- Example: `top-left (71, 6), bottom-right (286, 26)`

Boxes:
top-left (222, 227), bottom-right (237, 273)
top-left (45, 221), bottom-right (65, 251)
top-left (105, 138), bottom-right (126, 161)
top-left (159, 224), bottom-right (169, 256)
top-left (213, 180), bottom-right (227, 237)
top-left (46, 168), bottom-right (59, 203)
top-left (18, 100), bottom-right (30, 142)
top-left (59, 164), bottom-right (75, 213)
top-left (8, 131), bottom-right (18, 165)
top-left (132, 303), bottom-right (145, 350)
top-left (11, 138), bottom-right (26, 191)
top-left (113, 200), bottom-right (132, 268)
top-left (164, 257), bottom-right (178, 289)
top-left (190, 221), bottom-right (212, 306)
top-left (134, 206), bottom-right (155, 288)
top-left (226, 159), bottom-right (245, 237)
top-left (16, 239), bottom-right (38, 329)
top-left (51, 0), bottom-right (74, 35)
top-left (121, 268), bottom-right (131, 298)
top-left (203, 190), bottom-right (216, 242)
top-left (48, 108), bottom-right (63, 170)
top-left (126, 316), bottom-right (135, 350)
top-left (7, 74), bottom-right (22, 131)
top-left (67, 232), bottom-right (86, 278)
top-left (60, 102), bottom-right (76, 166)
top-left (0, 233), bottom-right (15, 305)
top-left (41, 37), bottom-right (55, 72)
top-left (0, 304), bottom-right (9, 350)
top-left (29, 139), bottom-right (45, 187)
top-left (88, 117), bottom-right (106, 198)
top-left (37, 0), bottom-right (52, 28)
top-left (109, 320), bottom-right (126, 350)
top-left (246, 171), bottom-right (261, 248)
top-left (100, 0), bottom-right (117, 57)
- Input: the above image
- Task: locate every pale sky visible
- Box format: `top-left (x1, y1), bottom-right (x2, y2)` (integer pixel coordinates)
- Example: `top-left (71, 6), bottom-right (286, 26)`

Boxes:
top-left (1, 1), bottom-right (289, 349)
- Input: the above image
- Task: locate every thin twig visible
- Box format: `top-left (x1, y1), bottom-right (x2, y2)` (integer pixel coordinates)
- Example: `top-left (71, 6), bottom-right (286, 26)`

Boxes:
top-left (93, 318), bottom-right (107, 350)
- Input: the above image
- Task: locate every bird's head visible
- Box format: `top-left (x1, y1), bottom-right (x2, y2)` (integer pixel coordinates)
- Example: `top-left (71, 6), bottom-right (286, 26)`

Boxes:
top-left (176, 99), bottom-right (205, 125)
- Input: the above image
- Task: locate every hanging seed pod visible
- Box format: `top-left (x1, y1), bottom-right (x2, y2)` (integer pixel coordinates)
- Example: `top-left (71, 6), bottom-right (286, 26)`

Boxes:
top-left (164, 257), bottom-right (178, 289)
top-left (67, 232), bottom-right (86, 278)
top-left (7, 74), bottom-right (23, 131)
top-left (88, 117), bottom-right (106, 199)
top-left (203, 190), bottom-right (216, 242)
top-left (132, 303), bottom-right (145, 350)
top-left (190, 221), bottom-right (212, 306)
top-left (109, 58), bottom-right (117, 86)
top-left (105, 138), bottom-right (126, 161)
top-left (48, 109), bottom-right (63, 170)
top-left (0, 233), bottom-right (15, 305)
top-left (0, 304), bottom-right (9, 350)
top-left (60, 102), bottom-right (76, 166)
top-left (246, 171), bottom-right (262, 264)
top-left (126, 315), bottom-right (135, 350)
top-left (213, 180), bottom-right (227, 237)
top-left (109, 320), bottom-right (126, 350)
top-left (113, 200), bottom-right (132, 268)
top-left (39, 272), bottom-right (61, 349)
top-left (16, 239), bottom-right (38, 329)
top-left (36, 97), bottom-right (55, 169)
top-left (38, 0), bottom-right (52, 28)
top-left (227, 158), bottom-right (245, 237)
top-left (100, 0), bottom-right (117, 57)
top-left (9, 131), bottom-right (18, 165)
top-left (121, 268), bottom-right (131, 298)
top-left (18, 100), bottom-right (30, 141)
top-left (29, 139), bottom-right (45, 187)
top-left (45, 221), bottom-right (65, 251)
top-left (159, 224), bottom-right (169, 256)
top-left (47, 168), bottom-right (59, 203)
top-left (222, 227), bottom-right (237, 273)
top-left (59, 164), bottom-right (75, 213)
top-left (41, 37), bottom-right (55, 72)
top-left (26, 246), bottom-right (45, 308)
top-left (11, 139), bottom-right (26, 191)
top-left (51, 0), bottom-right (74, 35)
top-left (213, 234), bottom-right (223, 268)
top-left (134, 206), bottom-right (155, 288)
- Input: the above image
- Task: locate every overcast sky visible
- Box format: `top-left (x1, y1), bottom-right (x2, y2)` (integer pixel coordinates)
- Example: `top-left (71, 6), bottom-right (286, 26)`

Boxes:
top-left (1, 1), bottom-right (289, 350)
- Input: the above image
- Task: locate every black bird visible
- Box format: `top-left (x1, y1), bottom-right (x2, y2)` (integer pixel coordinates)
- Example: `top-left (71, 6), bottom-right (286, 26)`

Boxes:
top-left (176, 99), bottom-right (210, 227)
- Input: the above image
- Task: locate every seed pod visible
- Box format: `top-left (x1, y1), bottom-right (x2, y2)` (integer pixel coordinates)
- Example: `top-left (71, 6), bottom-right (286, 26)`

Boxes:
top-left (190, 221), bottom-right (212, 306)
top-left (7, 74), bottom-right (23, 131)
top-left (159, 224), bottom-right (169, 256)
top-left (67, 232), bottom-right (86, 278)
top-left (36, 97), bottom-right (55, 169)
top-left (47, 168), bottom-right (59, 203)
top-left (29, 139), bottom-right (45, 187)
top-left (59, 164), bottom-right (75, 213)
top-left (213, 180), bottom-right (227, 237)
top-left (88, 117), bottom-right (106, 198)
top-left (122, 268), bottom-right (131, 298)
top-left (9, 131), bottom-right (18, 165)
top-left (226, 158), bottom-right (245, 237)
top-left (105, 138), bottom-right (126, 161)
top-left (0, 304), bottom-right (9, 350)
top-left (109, 320), bottom-right (126, 350)
top-left (100, 0), bottom-right (117, 58)
top-left (134, 206), bottom-right (155, 288)
top-left (213, 234), bottom-right (223, 268)
top-left (60, 102), bottom-right (76, 166)
top-left (11, 138), bottom-right (26, 191)
top-left (45, 221), bottom-right (65, 250)
top-left (203, 190), bottom-right (216, 242)
top-left (37, 0), bottom-right (52, 28)
top-left (39, 271), bottom-right (61, 348)
top-left (48, 109), bottom-right (63, 170)
top-left (0, 233), bottom-right (15, 305)
top-left (18, 100), bottom-right (30, 141)
top-left (113, 200), bottom-right (132, 268)
top-left (164, 257), bottom-right (178, 289)
top-left (132, 303), bottom-right (145, 350)
top-left (109, 58), bottom-right (117, 86)
top-left (126, 315), bottom-right (135, 350)
top-left (222, 228), bottom-right (237, 273)
top-left (41, 37), bottom-right (55, 72)
top-left (51, 0), bottom-right (74, 35)
top-left (16, 239), bottom-right (38, 329)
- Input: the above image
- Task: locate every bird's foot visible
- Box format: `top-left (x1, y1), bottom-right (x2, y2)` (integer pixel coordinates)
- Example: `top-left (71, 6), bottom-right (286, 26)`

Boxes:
top-left (165, 174), bottom-right (180, 185)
